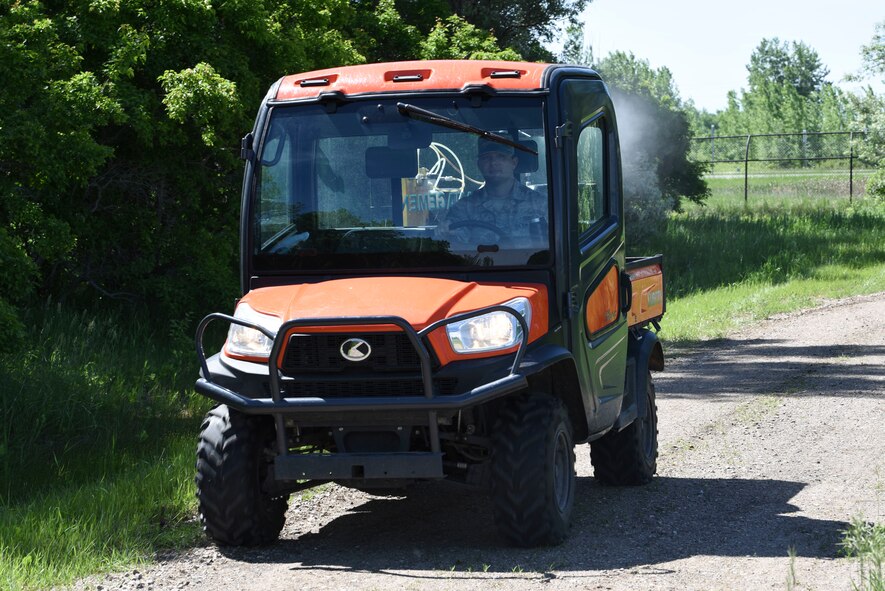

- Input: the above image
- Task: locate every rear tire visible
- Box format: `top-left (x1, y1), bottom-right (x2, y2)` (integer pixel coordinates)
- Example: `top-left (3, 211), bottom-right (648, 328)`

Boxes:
top-left (491, 394), bottom-right (576, 547)
top-left (590, 372), bottom-right (658, 485)
top-left (195, 405), bottom-right (288, 545)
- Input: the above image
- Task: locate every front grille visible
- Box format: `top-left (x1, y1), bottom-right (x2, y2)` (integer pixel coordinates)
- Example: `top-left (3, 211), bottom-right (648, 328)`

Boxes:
top-left (282, 378), bottom-right (458, 398)
top-left (281, 332), bottom-right (422, 374)
top-left (278, 331), bottom-right (456, 399)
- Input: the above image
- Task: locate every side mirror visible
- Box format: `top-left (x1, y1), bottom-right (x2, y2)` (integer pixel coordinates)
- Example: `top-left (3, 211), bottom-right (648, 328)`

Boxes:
top-left (240, 132), bottom-right (254, 161)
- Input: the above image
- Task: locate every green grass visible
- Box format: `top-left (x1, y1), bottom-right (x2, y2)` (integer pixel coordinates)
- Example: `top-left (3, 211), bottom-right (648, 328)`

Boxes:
top-left (842, 518), bottom-right (885, 591)
top-left (702, 170), bottom-right (875, 205)
top-left (0, 436), bottom-right (201, 590)
top-left (1, 187), bottom-right (884, 590)
top-left (0, 305), bottom-right (213, 590)
top-left (636, 196), bottom-right (885, 342)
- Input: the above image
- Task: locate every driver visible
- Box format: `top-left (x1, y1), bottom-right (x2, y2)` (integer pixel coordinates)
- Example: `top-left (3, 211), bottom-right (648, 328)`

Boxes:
top-left (436, 138), bottom-right (547, 245)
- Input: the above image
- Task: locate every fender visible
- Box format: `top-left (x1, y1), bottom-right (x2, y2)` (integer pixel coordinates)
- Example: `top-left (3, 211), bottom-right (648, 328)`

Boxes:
top-left (520, 343), bottom-right (591, 442)
top-left (628, 328), bottom-right (664, 420)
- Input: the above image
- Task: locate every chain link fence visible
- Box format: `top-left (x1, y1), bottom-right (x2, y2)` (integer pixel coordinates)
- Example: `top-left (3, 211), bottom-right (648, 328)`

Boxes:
top-left (688, 131), bottom-right (874, 202)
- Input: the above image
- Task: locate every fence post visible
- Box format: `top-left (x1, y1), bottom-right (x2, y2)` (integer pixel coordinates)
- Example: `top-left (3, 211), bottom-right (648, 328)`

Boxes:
top-left (710, 125), bottom-right (716, 163)
top-left (849, 131), bottom-right (854, 203)
top-left (802, 129), bottom-right (808, 168)
top-left (744, 134), bottom-right (751, 203)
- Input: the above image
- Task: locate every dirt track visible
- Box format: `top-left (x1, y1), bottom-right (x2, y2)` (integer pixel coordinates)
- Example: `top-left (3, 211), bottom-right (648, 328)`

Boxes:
top-left (76, 293), bottom-right (885, 591)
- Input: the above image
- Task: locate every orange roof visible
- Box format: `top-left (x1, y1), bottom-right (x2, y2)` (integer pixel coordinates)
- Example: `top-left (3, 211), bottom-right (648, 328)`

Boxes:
top-left (275, 60), bottom-right (551, 101)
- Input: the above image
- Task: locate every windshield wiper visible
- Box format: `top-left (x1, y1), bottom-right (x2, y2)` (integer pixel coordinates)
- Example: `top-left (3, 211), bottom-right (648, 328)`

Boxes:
top-left (396, 102), bottom-right (537, 155)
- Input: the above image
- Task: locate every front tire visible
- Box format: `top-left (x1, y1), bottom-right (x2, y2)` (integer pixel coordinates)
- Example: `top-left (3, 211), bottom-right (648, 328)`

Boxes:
top-left (590, 372), bottom-right (658, 485)
top-left (491, 394), bottom-right (576, 547)
top-left (195, 405), bottom-right (288, 545)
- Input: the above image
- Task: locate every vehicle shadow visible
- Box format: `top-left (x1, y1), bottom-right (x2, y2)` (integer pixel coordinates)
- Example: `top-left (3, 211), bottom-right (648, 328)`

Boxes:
top-left (215, 475), bottom-right (848, 576)
top-left (658, 339), bottom-right (885, 401)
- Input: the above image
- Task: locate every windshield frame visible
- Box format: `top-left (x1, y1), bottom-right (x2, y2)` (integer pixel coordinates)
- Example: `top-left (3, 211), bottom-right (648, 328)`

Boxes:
top-left (245, 93), bottom-right (554, 278)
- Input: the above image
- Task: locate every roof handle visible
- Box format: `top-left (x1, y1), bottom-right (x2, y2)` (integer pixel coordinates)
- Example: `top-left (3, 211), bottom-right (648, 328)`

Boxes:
top-left (490, 70), bottom-right (522, 79)
top-left (300, 78), bottom-right (330, 87)
top-left (393, 74), bottom-right (424, 82)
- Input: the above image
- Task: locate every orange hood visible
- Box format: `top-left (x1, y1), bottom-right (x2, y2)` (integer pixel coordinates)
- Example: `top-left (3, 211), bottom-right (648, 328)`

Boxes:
top-left (241, 276), bottom-right (546, 330)
top-left (238, 277), bottom-right (548, 364)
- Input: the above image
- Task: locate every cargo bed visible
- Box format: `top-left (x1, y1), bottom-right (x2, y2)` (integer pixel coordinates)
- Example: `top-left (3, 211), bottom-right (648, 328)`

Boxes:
top-left (625, 255), bottom-right (665, 328)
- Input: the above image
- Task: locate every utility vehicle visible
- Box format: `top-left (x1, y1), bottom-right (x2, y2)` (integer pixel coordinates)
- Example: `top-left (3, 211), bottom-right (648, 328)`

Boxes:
top-left (194, 60), bottom-right (665, 547)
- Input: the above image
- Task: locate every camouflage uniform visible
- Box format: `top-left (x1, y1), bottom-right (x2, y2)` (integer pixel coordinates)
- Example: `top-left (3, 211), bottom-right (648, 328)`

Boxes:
top-left (440, 183), bottom-right (547, 244)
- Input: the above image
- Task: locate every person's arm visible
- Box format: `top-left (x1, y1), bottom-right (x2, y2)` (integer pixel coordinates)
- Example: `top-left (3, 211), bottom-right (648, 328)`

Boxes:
top-left (435, 193), bottom-right (476, 242)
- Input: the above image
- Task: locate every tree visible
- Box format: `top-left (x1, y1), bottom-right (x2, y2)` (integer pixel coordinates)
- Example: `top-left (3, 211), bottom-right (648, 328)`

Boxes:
top-left (847, 21), bottom-right (885, 199)
top-left (684, 101), bottom-right (718, 139)
top-left (346, 0), bottom-right (423, 63)
top-left (561, 23), bottom-right (593, 66)
top-left (555, 31), bottom-right (709, 240)
top-left (0, 0), bottom-right (372, 333)
top-left (594, 51), bottom-right (709, 211)
top-left (0, 0), bottom-right (545, 336)
top-left (419, 15), bottom-right (520, 60)
top-left (714, 38), bottom-right (850, 136)
top-left (447, 0), bottom-right (589, 61)
top-left (747, 38), bottom-right (829, 98)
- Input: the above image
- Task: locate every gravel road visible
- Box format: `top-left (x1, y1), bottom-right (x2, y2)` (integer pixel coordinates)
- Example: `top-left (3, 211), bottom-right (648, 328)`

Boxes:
top-left (73, 293), bottom-right (885, 591)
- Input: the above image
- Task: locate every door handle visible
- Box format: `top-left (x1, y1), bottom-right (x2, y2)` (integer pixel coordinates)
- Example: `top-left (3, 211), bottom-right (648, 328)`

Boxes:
top-left (620, 270), bottom-right (632, 315)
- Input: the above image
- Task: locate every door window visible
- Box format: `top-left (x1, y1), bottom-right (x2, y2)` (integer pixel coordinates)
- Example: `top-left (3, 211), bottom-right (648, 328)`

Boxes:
top-left (576, 120), bottom-right (606, 235)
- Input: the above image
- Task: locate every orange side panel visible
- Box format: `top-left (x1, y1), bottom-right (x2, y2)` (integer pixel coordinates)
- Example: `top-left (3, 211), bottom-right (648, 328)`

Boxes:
top-left (585, 266), bottom-right (620, 336)
top-left (275, 61), bottom-right (550, 101)
top-left (627, 264), bottom-right (664, 327)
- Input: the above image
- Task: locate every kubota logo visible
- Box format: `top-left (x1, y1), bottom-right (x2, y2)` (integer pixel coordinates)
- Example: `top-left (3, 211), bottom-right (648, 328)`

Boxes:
top-left (340, 338), bottom-right (372, 362)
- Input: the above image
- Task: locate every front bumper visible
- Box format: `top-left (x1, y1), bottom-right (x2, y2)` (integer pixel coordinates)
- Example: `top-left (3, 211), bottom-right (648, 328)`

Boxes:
top-left (195, 308), bottom-right (529, 482)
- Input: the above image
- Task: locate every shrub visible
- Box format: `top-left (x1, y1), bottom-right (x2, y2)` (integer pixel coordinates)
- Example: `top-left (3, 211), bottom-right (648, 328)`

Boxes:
top-left (624, 153), bottom-right (674, 245)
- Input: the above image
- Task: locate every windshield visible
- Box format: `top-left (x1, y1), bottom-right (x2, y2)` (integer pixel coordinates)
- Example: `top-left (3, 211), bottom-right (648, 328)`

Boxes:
top-left (251, 96), bottom-right (549, 273)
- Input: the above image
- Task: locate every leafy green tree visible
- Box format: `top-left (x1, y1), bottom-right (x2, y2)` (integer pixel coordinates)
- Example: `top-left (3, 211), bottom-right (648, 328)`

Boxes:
top-left (847, 20), bottom-right (885, 198)
top-left (816, 84), bottom-right (852, 131)
top-left (0, 0), bottom-right (538, 335)
top-left (0, 0), bottom-right (369, 330)
top-left (347, 0), bottom-right (423, 63)
top-left (561, 23), bottom-right (593, 66)
top-left (419, 15), bottom-right (520, 60)
top-left (684, 102), bottom-right (718, 138)
top-left (396, 0), bottom-right (456, 35)
top-left (711, 38), bottom-right (850, 136)
top-left (748, 38), bottom-right (829, 98)
top-left (595, 51), bottom-right (709, 210)
top-left (447, 0), bottom-right (589, 61)
top-left (555, 32), bottom-right (708, 239)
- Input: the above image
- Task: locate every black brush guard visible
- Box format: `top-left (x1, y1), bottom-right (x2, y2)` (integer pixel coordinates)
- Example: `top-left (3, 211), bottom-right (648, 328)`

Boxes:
top-left (195, 307), bottom-right (529, 481)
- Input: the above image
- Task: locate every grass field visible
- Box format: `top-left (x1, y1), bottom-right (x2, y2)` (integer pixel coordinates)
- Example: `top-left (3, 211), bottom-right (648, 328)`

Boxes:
top-left (1, 187), bottom-right (884, 590)
top-left (0, 308), bottom-right (209, 590)
top-left (637, 190), bottom-right (885, 342)
top-left (842, 518), bottom-right (885, 591)
top-left (703, 169), bottom-right (875, 203)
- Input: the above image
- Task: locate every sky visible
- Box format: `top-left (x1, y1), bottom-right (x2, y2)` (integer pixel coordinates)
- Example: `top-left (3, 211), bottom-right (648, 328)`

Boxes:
top-left (555, 0), bottom-right (884, 112)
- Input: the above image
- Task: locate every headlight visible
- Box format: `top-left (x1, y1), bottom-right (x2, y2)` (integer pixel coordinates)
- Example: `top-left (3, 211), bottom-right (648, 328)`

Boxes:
top-left (225, 303), bottom-right (282, 360)
top-left (446, 298), bottom-right (531, 354)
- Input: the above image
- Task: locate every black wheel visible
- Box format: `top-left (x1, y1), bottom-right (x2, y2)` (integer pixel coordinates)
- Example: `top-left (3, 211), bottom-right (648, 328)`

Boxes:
top-left (195, 405), bottom-right (288, 545)
top-left (590, 372), bottom-right (658, 485)
top-left (490, 394), bottom-right (576, 547)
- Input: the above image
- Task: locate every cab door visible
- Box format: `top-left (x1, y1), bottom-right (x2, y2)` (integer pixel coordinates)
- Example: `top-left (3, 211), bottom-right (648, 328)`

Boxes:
top-left (558, 77), bottom-right (629, 434)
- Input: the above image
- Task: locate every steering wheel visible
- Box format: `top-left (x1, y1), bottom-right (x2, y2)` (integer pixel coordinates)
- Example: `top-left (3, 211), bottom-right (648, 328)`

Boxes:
top-left (447, 220), bottom-right (507, 241)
